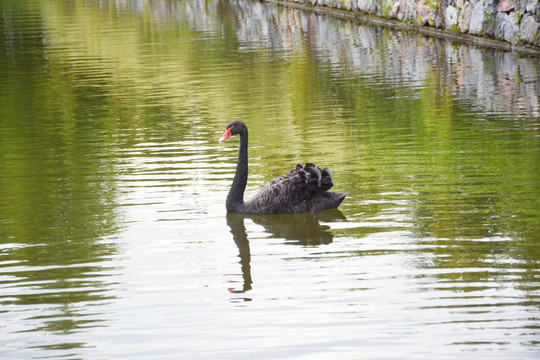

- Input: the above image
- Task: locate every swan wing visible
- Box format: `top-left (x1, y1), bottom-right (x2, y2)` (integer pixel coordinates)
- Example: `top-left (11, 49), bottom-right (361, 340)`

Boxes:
top-left (245, 171), bottom-right (306, 213)
top-left (245, 164), bottom-right (335, 214)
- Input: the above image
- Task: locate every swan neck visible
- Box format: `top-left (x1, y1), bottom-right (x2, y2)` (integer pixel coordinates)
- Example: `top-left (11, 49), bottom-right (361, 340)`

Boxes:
top-left (226, 128), bottom-right (248, 211)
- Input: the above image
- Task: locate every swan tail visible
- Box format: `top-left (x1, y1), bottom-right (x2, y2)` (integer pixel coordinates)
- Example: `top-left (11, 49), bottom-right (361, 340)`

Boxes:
top-left (312, 192), bottom-right (349, 211)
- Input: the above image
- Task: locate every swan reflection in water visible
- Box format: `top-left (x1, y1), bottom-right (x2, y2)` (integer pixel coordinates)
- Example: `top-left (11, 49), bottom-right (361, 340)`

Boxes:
top-left (226, 209), bottom-right (346, 295)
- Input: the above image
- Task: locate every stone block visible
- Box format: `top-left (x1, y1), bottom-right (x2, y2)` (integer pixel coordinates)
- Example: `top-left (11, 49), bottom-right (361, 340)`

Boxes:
top-left (527, 0), bottom-right (537, 14)
top-left (497, 0), bottom-right (516, 12)
top-left (397, 0), bottom-right (407, 20)
top-left (358, 0), bottom-right (376, 12)
top-left (458, 1), bottom-right (474, 32)
top-left (403, 0), bottom-right (418, 21)
top-left (455, 0), bottom-right (465, 9)
top-left (520, 13), bottom-right (540, 45)
top-left (494, 12), bottom-right (506, 37)
top-left (506, 12), bottom-right (521, 43)
top-left (368, 0), bottom-right (379, 14)
top-left (472, 0), bottom-right (498, 36)
top-left (416, 0), bottom-right (431, 24)
top-left (516, 0), bottom-right (536, 14)
top-left (389, 0), bottom-right (401, 18)
top-left (445, 5), bottom-right (459, 29)
top-left (357, 0), bottom-right (368, 11)
top-left (495, 11), bottom-right (520, 43)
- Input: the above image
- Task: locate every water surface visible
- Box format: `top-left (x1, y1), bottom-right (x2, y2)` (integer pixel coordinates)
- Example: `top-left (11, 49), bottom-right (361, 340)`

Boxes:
top-left (1, 0), bottom-right (539, 359)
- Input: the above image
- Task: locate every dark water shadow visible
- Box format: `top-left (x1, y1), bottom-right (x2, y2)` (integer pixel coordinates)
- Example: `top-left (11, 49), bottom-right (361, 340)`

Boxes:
top-left (226, 210), bottom-right (346, 295)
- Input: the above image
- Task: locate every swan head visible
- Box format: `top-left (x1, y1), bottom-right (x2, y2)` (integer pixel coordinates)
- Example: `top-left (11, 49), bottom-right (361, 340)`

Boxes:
top-left (219, 121), bottom-right (246, 142)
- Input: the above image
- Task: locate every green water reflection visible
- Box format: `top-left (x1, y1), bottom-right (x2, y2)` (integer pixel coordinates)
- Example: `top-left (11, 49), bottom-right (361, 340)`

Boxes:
top-left (0, 0), bottom-right (539, 357)
top-left (0, 0), bottom-right (121, 338)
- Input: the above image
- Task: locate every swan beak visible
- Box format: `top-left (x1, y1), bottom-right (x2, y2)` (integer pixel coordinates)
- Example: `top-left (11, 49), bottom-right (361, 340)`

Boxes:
top-left (219, 126), bottom-right (233, 142)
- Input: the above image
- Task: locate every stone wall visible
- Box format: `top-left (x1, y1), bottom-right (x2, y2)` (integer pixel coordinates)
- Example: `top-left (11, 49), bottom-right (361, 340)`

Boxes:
top-left (282, 0), bottom-right (540, 48)
top-left (229, 0), bottom-right (539, 117)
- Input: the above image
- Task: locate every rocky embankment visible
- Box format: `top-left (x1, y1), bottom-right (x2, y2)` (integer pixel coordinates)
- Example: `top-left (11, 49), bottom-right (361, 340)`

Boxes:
top-left (278, 0), bottom-right (540, 50)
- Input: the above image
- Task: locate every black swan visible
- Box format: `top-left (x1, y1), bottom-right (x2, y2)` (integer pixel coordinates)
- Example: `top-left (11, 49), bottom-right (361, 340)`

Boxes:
top-left (219, 121), bottom-right (348, 214)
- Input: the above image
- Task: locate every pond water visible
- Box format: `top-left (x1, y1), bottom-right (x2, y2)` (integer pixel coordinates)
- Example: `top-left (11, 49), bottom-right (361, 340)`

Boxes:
top-left (1, 0), bottom-right (539, 359)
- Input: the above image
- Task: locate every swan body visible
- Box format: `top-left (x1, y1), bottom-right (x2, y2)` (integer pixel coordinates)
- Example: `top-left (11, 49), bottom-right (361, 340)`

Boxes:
top-left (219, 121), bottom-right (348, 215)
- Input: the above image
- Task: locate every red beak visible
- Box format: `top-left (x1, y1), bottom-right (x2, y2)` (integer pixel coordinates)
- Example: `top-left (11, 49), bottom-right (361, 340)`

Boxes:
top-left (219, 126), bottom-right (234, 142)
